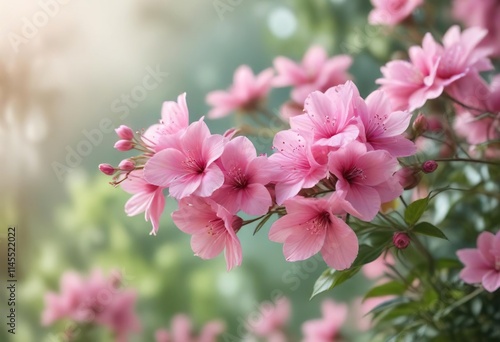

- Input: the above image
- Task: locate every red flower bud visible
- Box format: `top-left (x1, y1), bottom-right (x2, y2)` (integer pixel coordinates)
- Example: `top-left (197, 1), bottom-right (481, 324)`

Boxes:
top-left (422, 160), bottom-right (438, 173)
top-left (99, 163), bottom-right (116, 176)
top-left (114, 140), bottom-right (134, 151)
top-left (393, 232), bottom-right (410, 249)
top-left (412, 113), bottom-right (429, 137)
top-left (115, 125), bottom-right (134, 140)
top-left (118, 159), bottom-right (135, 171)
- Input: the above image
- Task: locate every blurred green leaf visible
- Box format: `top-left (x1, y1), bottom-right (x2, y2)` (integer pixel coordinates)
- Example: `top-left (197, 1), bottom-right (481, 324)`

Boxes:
top-left (412, 222), bottom-right (448, 240)
top-left (364, 281), bottom-right (407, 300)
top-left (404, 197), bottom-right (429, 226)
top-left (352, 244), bottom-right (387, 268)
top-left (310, 267), bottom-right (361, 299)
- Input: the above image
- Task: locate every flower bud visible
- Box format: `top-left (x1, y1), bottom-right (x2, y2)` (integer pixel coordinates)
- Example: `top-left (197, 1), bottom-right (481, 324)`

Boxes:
top-left (422, 160), bottom-right (438, 173)
top-left (99, 163), bottom-right (116, 176)
top-left (114, 140), bottom-right (134, 151)
top-left (412, 113), bottom-right (428, 137)
top-left (115, 125), bottom-right (134, 140)
top-left (393, 232), bottom-right (410, 249)
top-left (395, 167), bottom-right (421, 190)
top-left (118, 159), bottom-right (135, 171)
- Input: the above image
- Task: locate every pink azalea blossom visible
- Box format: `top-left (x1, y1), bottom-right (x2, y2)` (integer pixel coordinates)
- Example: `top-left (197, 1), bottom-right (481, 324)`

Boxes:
top-left (368, 0), bottom-right (423, 26)
top-left (268, 129), bottom-right (328, 205)
top-left (358, 89), bottom-right (416, 157)
top-left (453, 0), bottom-right (500, 57)
top-left (42, 269), bottom-right (140, 342)
top-left (301, 299), bottom-right (347, 342)
top-left (457, 230), bottom-right (500, 292)
top-left (268, 196), bottom-right (358, 270)
top-left (142, 93), bottom-right (190, 151)
top-left (144, 119), bottom-right (225, 199)
top-left (171, 196), bottom-right (243, 271)
top-left (290, 81), bottom-right (361, 148)
top-left (121, 170), bottom-right (166, 235)
top-left (206, 65), bottom-right (274, 119)
top-left (377, 26), bottom-right (493, 111)
top-left (210, 136), bottom-right (274, 215)
top-left (155, 314), bottom-right (225, 342)
top-left (246, 297), bottom-right (291, 342)
top-left (328, 141), bottom-right (402, 221)
top-left (273, 45), bottom-right (352, 105)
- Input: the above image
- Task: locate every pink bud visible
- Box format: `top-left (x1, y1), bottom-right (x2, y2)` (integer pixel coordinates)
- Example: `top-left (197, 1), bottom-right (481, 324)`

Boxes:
top-left (115, 125), bottom-right (134, 140)
top-left (99, 163), bottom-right (116, 176)
top-left (118, 159), bottom-right (135, 171)
top-left (114, 140), bottom-right (134, 151)
top-left (422, 160), bottom-right (438, 173)
top-left (393, 232), bottom-right (410, 249)
top-left (412, 113), bottom-right (428, 137)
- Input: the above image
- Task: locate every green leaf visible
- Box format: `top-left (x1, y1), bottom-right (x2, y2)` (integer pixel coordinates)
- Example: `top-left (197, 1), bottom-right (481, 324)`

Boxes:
top-left (364, 280), bottom-right (407, 300)
top-left (310, 267), bottom-right (361, 299)
top-left (404, 197), bottom-right (429, 226)
top-left (351, 244), bottom-right (387, 268)
top-left (412, 222), bottom-right (448, 240)
top-left (252, 214), bottom-right (273, 235)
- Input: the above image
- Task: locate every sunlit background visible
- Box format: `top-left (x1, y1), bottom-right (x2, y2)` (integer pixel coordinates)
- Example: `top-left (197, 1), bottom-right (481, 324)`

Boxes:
top-left (1, 1), bottom-right (412, 341)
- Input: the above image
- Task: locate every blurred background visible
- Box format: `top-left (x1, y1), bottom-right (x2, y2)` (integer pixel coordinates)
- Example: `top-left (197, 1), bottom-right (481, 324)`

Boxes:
top-left (0, 0), bottom-right (434, 341)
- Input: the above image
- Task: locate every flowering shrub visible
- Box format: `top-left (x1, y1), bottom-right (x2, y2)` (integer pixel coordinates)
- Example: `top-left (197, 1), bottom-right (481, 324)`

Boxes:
top-left (92, 0), bottom-right (500, 340)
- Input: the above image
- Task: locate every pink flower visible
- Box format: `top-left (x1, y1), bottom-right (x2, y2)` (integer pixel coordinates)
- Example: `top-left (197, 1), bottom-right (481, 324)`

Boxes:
top-left (290, 81), bottom-right (361, 148)
top-left (362, 253), bottom-right (395, 279)
top-left (377, 26), bottom-right (493, 111)
top-left (142, 93), bottom-right (189, 151)
top-left (368, 0), bottom-right (423, 26)
top-left (457, 231), bottom-right (500, 292)
top-left (206, 65), bottom-right (274, 119)
top-left (120, 170), bottom-right (166, 235)
top-left (210, 136), bottom-right (274, 215)
top-left (301, 299), bottom-right (347, 342)
top-left (358, 89), bottom-right (416, 157)
top-left (171, 196), bottom-right (243, 271)
top-left (354, 295), bottom-right (395, 331)
top-left (268, 129), bottom-right (328, 204)
top-left (328, 141), bottom-right (402, 221)
top-left (155, 314), bottom-right (225, 342)
top-left (42, 269), bottom-right (140, 342)
top-left (268, 196), bottom-right (358, 270)
top-left (144, 119), bottom-right (225, 199)
top-left (453, 0), bottom-right (500, 57)
top-left (245, 297), bottom-right (291, 341)
top-left (273, 45), bottom-right (352, 105)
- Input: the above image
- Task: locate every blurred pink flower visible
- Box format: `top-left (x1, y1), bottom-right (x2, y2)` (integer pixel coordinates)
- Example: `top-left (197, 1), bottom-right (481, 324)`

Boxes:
top-left (453, 0), bottom-right (500, 57)
top-left (355, 295), bottom-right (395, 331)
top-left (273, 45), bottom-right (352, 105)
top-left (368, 0), bottom-right (423, 26)
top-left (155, 314), bottom-right (225, 342)
top-left (457, 231), bottom-right (500, 292)
top-left (301, 299), bottom-right (347, 342)
top-left (269, 129), bottom-right (328, 204)
top-left (328, 141), bottom-right (402, 221)
top-left (210, 136), bottom-right (274, 215)
top-left (42, 269), bottom-right (140, 342)
top-left (269, 196), bottom-right (358, 270)
top-left (172, 196), bottom-right (243, 271)
top-left (358, 89), bottom-right (416, 157)
top-left (121, 170), bottom-right (166, 235)
top-left (290, 81), bottom-right (361, 148)
top-left (377, 26), bottom-right (493, 111)
top-left (246, 297), bottom-right (291, 341)
top-left (206, 65), bottom-right (274, 119)
top-left (144, 119), bottom-right (225, 199)
top-left (362, 253), bottom-right (395, 279)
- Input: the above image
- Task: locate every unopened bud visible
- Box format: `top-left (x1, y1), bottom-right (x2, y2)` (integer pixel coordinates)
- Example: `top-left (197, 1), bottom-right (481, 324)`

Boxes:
top-left (114, 140), bottom-right (134, 151)
top-left (422, 160), bottom-right (438, 173)
top-left (99, 163), bottom-right (115, 176)
top-left (115, 125), bottom-right (134, 140)
top-left (118, 159), bottom-right (135, 171)
top-left (395, 167), bottom-right (421, 190)
top-left (412, 113), bottom-right (428, 137)
top-left (393, 232), bottom-right (410, 249)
